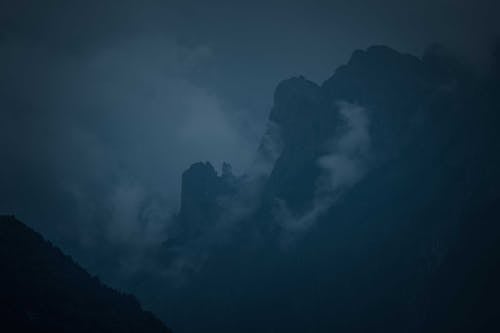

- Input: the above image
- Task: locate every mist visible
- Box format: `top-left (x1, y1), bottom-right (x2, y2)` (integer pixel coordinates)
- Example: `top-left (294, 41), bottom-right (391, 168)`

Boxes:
top-left (0, 33), bottom-right (258, 278)
top-left (1, 0), bottom-right (500, 291)
top-left (273, 102), bottom-right (371, 243)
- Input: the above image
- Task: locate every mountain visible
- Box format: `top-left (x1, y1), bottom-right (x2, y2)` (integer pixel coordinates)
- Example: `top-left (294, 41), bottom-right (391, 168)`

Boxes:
top-left (157, 44), bottom-right (500, 333)
top-left (178, 161), bottom-right (238, 238)
top-left (0, 215), bottom-right (172, 333)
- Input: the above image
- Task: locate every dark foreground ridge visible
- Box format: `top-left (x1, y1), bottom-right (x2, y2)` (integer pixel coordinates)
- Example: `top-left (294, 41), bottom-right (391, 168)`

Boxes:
top-left (0, 215), bottom-right (172, 333)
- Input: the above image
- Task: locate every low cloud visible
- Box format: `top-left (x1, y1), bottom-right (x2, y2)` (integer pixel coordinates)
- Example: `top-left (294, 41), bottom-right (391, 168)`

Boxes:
top-left (0, 35), bottom-right (256, 279)
top-left (318, 101), bottom-right (371, 190)
top-left (274, 101), bottom-right (371, 243)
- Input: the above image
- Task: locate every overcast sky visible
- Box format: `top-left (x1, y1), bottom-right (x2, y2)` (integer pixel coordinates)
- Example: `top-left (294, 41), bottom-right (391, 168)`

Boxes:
top-left (1, 0), bottom-right (499, 264)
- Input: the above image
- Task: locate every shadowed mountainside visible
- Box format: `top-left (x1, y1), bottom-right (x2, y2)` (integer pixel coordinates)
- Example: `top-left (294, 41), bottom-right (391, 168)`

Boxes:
top-left (0, 215), bottom-right (172, 333)
top-left (154, 44), bottom-right (500, 333)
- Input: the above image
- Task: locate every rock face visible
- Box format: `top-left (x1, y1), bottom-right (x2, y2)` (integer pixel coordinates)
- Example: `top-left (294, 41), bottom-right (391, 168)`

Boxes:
top-left (164, 44), bottom-right (500, 333)
top-left (0, 215), bottom-right (172, 333)
top-left (179, 161), bottom-right (237, 237)
top-left (258, 46), bottom-right (464, 213)
top-left (263, 76), bottom-right (335, 211)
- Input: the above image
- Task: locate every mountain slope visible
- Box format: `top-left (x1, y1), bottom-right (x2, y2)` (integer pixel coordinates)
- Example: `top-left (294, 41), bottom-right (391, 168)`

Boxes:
top-left (0, 215), bottom-right (172, 333)
top-left (154, 44), bottom-right (500, 333)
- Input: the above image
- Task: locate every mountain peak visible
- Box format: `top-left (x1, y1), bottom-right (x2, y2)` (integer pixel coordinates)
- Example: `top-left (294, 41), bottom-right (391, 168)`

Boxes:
top-left (348, 45), bottom-right (406, 64)
top-left (271, 76), bottom-right (321, 122)
top-left (179, 161), bottom-right (237, 236)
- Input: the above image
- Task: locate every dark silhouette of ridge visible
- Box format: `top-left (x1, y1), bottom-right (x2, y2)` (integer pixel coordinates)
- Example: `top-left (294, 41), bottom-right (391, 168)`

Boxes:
top-left (0, 215), bottom-right (172, 333)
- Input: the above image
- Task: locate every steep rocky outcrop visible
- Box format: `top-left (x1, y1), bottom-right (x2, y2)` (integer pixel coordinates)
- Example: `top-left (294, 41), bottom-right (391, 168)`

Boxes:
top-left (178, 161), bottom-right (237, 237)
top-left (256, 45), bottom-right (469, 213)
top-left (164, 45), bottom-right (500, 333)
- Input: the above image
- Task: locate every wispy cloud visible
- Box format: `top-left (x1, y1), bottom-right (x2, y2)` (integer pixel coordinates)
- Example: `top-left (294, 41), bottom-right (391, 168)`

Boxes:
top-left (273, 101), bottom-right (371, 244)
top-left (0, 35), bottom-right (257, 281)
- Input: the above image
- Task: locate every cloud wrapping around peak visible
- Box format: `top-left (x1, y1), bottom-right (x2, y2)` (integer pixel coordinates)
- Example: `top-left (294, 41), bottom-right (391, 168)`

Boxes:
top-left (318, 102), bottom-right (371, 192)
top-left (274, 101), bottom-right (371, 242)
